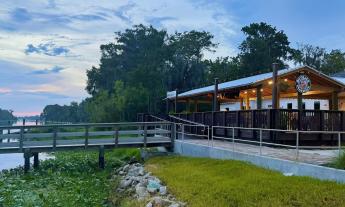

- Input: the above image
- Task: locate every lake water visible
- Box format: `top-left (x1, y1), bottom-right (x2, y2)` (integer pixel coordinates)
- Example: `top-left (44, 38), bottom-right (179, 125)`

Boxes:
top-left (0, 120), bottom-right (53, 171)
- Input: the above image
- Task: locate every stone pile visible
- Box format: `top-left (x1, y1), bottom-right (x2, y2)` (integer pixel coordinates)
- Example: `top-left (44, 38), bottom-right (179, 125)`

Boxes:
top-left (116, 163), bottom-right (186, 207)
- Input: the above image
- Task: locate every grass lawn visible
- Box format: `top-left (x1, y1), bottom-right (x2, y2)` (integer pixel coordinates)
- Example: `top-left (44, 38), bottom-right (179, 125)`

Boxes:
top-left (146, 156), bottom-right (345, 207)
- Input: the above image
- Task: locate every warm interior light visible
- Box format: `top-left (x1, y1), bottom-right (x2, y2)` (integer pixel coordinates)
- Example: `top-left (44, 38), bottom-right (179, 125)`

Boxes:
top-left (252, 90), bottom-right (256, 93)
top-left (284, 78), bottom-right (288, 82)
top-left (260, 88), bottom-right (263, 92)
top-left (268, 80), bottom-right (273, 85)
top-left (244, 91), bottom-right (248, 94)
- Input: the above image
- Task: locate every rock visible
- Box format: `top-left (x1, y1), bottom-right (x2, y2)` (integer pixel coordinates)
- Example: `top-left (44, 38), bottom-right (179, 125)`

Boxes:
top-left (147, 179), bottom-right (161, 193)
top-left (152, 196), bottom-right (163, 206)
top-left (136, 186), bottom-right (149, 200)
top-left (119, 170), bottom-right (125, 175)
top-left (146, 202), bottom-right (153, 207)
top-left (119, 179), bottom-right (132, 188)
top-left (123, 164), bottom-right (130, 172)
top-left (128, 166), bottom-right (145, 176)
top-left (159, 186), bottom-right (167, 195)
top-left (169, 203), bottom-right (180, 207)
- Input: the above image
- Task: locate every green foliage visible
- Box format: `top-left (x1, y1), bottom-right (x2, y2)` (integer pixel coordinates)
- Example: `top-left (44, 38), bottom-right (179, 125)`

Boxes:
top-left (328, 151), bottom-right (345, 169)
top-left (238, 22), bottom-right (297, 75)
top-left (0, 148), bottom-right (140, 207)
top-left (41, 102), bottom-right (89, 123)
top-left (147, 156), bottom-right (345, 207)
top-left (0, 108), bottom-right (16, 121)
top-left (293, 44), bottom-right (345, 75)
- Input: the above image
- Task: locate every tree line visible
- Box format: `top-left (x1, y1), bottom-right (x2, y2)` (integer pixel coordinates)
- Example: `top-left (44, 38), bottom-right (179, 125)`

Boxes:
top-left (40, 22), bottom-right (345, 123)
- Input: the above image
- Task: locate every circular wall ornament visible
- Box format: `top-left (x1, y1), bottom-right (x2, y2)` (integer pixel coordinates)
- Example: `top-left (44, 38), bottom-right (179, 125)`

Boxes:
top-left (295, 74), bottom-right (311, 93)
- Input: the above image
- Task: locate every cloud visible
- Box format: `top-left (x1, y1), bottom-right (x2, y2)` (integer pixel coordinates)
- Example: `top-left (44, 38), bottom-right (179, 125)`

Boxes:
top-left (0, 88), bottom-right (11, 94)
top-left (31, 66), bottom-right (65, 75)
top-left (10, 8), bottom-right (32, 22)
top-left (114, 2), bottom-right (136, 24)
top-left (25, 43), bottom-right (70, 56)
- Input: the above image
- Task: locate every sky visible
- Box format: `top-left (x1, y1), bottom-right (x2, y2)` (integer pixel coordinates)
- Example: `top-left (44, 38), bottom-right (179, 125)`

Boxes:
top-left (1, 0), bottom-right (345, 116)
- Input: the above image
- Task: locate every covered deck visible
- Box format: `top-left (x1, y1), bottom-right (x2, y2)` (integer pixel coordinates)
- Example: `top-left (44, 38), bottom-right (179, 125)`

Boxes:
top-left (166, 65), bottom-right (345, 145)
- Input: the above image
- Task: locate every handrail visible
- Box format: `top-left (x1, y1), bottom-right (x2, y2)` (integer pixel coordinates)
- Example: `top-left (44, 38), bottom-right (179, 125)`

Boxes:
top-left (0, 121), bottom-right (171, 130)
top-left (169, 115), bottom-right (206, 126)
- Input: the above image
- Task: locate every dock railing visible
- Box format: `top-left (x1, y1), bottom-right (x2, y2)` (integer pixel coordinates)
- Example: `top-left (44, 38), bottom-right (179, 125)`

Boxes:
top-left (0, 122), bottom-right (174, 153)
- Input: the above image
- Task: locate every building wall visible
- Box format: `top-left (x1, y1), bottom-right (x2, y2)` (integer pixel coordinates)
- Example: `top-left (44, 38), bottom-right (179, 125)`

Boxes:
top-left (220, 98), bottom-right (329, 111)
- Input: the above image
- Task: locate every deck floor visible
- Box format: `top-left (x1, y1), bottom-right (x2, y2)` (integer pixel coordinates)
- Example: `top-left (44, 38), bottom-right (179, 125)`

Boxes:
top-left (181, 138), bottom-right (338, 165)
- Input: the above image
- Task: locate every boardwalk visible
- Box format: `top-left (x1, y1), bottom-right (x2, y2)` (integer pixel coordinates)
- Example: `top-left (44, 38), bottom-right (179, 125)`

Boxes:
top-left (0, 121), bottom-right (175, 172)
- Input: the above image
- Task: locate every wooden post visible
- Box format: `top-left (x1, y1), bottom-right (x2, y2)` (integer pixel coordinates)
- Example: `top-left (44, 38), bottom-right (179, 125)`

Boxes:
top-left (85, 126), bottom-right (89, 148)
top-left (19, 126), bottom-right (24, 152)
top-left (22, 119), bottom-right (26, 126)
top-left (24, 149), bottom-right (30, 173)
top-left (187, 99), bottom-right (191, 112)
top-left (166, 98), bottom-right (170, 114)
top-left (99, 145), bottom-right (105, 169)
top-left (256, 85), bottom-right (262, 109)
top-left (213, 78), bottom-right (219, 111)
top-left (240, 98), bottom-right (244, 110)
top-left (194, 99), bottom-right (198, 112)
top-left (143, 124), bottom-right (147, 148)
top-left (53, 127), bottom-right (57, 151)
top-left (175, 89), bottom-right (178, 113)
top-left (272, 63), bottom-right (279, 109)
top-left (35, 119), bottom-right (38, 126)
top-left (114, 127), bottom-right (119, 147)
top-left (245, 93), bottom-right (250, 110)
top-left (0, 129), bottom-right (2, 143)
top-left (297, 92), bottom-right (303, 110)
top-left (332, 91), bottom-right (339, 110)
top-left (33, 152), bottom-right (39, 169)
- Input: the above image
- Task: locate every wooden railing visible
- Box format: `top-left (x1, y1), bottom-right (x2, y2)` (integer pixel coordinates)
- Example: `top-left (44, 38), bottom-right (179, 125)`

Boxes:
top-left (0, 122), bottom-right (174, 154)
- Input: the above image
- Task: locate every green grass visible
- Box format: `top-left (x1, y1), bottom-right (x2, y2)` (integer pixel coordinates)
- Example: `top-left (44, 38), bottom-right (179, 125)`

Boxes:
top-left (0, 148), bottom-right (140, 207)
top-left (328, 151), bottom-right (345, 170)
top-left (146, 156), bottom-right (345, 207)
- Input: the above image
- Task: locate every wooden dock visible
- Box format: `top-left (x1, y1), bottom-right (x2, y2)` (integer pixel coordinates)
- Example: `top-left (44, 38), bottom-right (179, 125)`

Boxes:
top-left (0, 121), bottom-right (175, 172)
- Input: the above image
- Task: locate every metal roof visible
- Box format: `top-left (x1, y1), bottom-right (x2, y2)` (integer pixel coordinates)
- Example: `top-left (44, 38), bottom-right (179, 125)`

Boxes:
top-left (173, 66), bottom-right (345, 99)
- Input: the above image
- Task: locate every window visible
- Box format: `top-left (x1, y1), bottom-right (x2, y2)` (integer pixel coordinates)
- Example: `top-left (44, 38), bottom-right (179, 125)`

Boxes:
top-left (287, 103), bottom-right (293, 109)
top-left (314, 101), bottom-right (320, 110)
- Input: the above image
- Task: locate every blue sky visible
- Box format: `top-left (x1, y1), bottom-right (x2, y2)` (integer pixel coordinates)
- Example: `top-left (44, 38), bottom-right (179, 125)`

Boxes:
top-left (0, 0), bottom-right (345, 116)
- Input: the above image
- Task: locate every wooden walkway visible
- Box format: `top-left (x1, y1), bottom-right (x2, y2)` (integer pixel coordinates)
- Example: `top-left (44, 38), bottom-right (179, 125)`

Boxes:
top-left (0, 122), bottom-right (175, 172)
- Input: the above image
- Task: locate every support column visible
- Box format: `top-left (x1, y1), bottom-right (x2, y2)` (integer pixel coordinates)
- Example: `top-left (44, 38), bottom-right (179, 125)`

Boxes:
top-left (166, 98), bottom-right (170, 114)
top-left (297, 92), bottom-right (303, 110)
top-left (194, 99), bottom-right (198, 112)
top-left (240, 98), bottom-right (244, 110)
top-left (213, 78), bottom-right (219, 111)
top-left (174, 89), bottom-right (178, 113)
top-left (186, 99), bottom-right (191, 112)
top-left (33, 152), bottom-right (39, 169)
top-left (99, 145), bottom-right (105, 169)
top-left (272, 63), bottom-right (279, 109)
top-left (256, 85), bottom-right (262, 109)
top-left (24, 149), bottom-right (30, 173)
top-left (332, 91), bottom-right (339, 110)
top-left (245, 93), bottom-right (250, 110)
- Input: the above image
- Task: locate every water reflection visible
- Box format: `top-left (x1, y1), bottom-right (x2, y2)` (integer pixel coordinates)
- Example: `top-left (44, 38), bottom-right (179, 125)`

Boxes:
top-left (0, 120), bottom-right (53, 171)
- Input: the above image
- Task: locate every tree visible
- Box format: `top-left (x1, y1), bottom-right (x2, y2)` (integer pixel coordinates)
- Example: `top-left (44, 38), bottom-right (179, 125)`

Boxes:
top-left (321, 50), bottom-right (345, 75)
top-left (204, 56), bottom-right (241, 84)
top-left (238, 22), bottom-right (296, 75)
top-left (0, 108), bottom-right (16, 120)
top-left (293, 43), bottom-right (326, 70)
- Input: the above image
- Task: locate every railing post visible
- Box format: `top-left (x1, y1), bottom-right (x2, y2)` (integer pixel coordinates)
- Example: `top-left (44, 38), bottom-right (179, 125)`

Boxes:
top-left (338, 132), bottom-right (342, 157)
top-left (143, 124), bottom-right (147, 148)
top-left (114, 127), bottom-right (119, 147)
top-left (170, 124), bottom-right (176, 144)
top-left (19, 126), bottom-right (24, 152)
top-left (33, 152), bottom-right (39, 169)
top-left (296, 131), bottom-right (299, 161)
top-left (209, 126), bottom-right (212, 146)
top-left (232, 127), bottom-right (235, 152)
top-left (53, 127), bottom-right (57, 151)
top-left (85, 126), bottom-right (89, 148)
top-left (259, 129), bottom-right (262, 156)
top-left (181, 124), bottom-right (185, 142)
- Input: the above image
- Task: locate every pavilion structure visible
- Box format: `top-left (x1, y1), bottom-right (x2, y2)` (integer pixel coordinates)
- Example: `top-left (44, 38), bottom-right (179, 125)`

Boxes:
top-left (167, 65), bottom-right (345, 113)
top-left (164, 65), bottom-right (345, 144)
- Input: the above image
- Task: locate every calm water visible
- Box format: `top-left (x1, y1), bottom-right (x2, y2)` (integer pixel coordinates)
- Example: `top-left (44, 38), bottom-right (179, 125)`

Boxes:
top-left (0, 120), bottom-right (53, 171)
